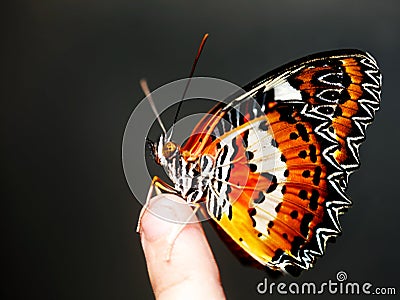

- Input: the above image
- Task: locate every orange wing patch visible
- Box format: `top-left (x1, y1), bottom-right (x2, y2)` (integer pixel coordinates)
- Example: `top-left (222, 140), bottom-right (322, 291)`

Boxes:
top-left (293, 57), bottom-right (370, 166)
top-left (332, 58), bottom-right (364, 164)
top-left (203, 109), bottom-right (330, 270)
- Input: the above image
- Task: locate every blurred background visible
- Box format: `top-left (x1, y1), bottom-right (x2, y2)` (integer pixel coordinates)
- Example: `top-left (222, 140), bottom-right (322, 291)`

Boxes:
top-left (2, 0), bottom-right (400, 299)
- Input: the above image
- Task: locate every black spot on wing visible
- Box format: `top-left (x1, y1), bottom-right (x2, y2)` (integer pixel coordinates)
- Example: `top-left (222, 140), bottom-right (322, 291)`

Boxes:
top-left (254, 191), bottom-right (265, 204)
top-left (271, 138), bottom-right (278, 147)
top-left (216, 205), bottom-right (222, 221)
top-left (258, 120), bottom-right (269, 131)
top-left (226, 164), bottom-right (232, 182)
top-left (334, 105), bottom-right (343, 117)
top-left (245, 150), bottom-right (254, 160)
top-left (290, 132), bottom-right (298, 140)
top-left (261, 172), bottom-right (275, 181)
top-left (248, 208), bottom-right (256, 227)
top-left (338, 89), bottom-right (350, 104)
top-left (242, 130), bottom-right (249, 148)
top-left (299, 190), bottom-right (307, 200)
top-left (212, 198), bottom-right (218, 218)
top-left (290, 210), bottom-right (298, 219)
top-left (248, 163), bottom-right (257, 172)
top-left (267, 181), bottom-right (278, 193)
top-left (231, 137), bottom-right (239, 160)
top-left (228, 205), bottom-right (233, 220)
top-left (277, 106), bottom-right (297, 124)
top-left (264, 88), bottom-right (275, 103)
top-left (291, 236), bottom-right (305, 255)
top-left (317, 106), bottom-right (334, 115)
top-left (200, 156), bottom-right (209, 172)
top-left (309, 189), bottom-right (319, 210)
top-left (300, 213), bottom-right (314, 237)
top-left (229, 108), bottom-right (238, 127)
top-left (298, 150), bottom-right (307, 159)
top-left (219, 145), bottom-right (229, 165)
top-left (255, 87), bottom-right (275, 110)
top-left (295, 123), bottom-right (309, 142)
top-left (227, 184), bottom-right (232, 194)
top-left (281, 185), bottom-right (287, 194)
top-left (261, 173), bottom-right (278, 193)
top-left (313, 166), bottom-right (322, 186)
top-left (309, 144), bottom-right (317, 163)
top-left (272, 248), bottom-right (284, 261)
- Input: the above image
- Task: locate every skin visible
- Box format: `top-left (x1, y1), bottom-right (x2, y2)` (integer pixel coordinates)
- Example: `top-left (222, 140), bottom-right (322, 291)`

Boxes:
top-left (139, 194), bottom-right (226, 300)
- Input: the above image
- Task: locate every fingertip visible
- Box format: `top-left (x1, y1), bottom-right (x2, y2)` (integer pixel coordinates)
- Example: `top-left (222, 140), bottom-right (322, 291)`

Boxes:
top-left (139, 194), bottom-right (225, 299)
top-left (140, 194), bottom-right (196, 243)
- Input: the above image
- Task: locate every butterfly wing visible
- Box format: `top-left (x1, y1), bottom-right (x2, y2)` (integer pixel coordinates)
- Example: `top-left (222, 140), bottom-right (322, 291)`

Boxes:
top-left (184, 49), bottom-right (381, 274)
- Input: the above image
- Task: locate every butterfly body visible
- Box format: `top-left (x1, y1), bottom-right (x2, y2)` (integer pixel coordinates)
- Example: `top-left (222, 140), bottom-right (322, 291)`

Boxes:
top-left (150, 49), bottom-right (381, 275)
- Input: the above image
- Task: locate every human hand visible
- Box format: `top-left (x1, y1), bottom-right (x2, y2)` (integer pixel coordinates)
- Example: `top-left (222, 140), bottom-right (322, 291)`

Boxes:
top-left (139, 194), bottom-right (226, 299)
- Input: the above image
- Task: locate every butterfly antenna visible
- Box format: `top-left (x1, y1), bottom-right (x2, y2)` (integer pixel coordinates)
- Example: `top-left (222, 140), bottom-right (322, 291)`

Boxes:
top-left (140, 79), bottom-right (167, 135)
top-left (171, 33), bottom-right (209, 133)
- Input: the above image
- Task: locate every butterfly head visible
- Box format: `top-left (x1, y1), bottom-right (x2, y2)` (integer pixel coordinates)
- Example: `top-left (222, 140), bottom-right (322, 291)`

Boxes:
top-left (151, 134), bottom-right (181, 166)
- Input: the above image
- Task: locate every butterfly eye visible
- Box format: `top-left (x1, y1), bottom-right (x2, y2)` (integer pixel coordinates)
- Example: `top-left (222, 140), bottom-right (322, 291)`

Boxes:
top-left (162, 141), bottom-right (178, 159)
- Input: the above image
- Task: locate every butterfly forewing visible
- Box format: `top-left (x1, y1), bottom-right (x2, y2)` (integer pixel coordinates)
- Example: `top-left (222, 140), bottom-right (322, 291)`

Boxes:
top-left (179, 49), bottom-right (381, 274)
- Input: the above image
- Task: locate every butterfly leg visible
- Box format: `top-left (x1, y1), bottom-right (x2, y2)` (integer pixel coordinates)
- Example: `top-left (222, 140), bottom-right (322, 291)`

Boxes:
top-left (136, 176), bottom-right (176, 233)
top-left (165, 202), bottom-right (201, 262)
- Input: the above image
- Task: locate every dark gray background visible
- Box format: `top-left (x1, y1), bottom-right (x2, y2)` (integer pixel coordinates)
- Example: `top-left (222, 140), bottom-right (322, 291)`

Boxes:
top-left (2, 0), bottom-right (399, 299)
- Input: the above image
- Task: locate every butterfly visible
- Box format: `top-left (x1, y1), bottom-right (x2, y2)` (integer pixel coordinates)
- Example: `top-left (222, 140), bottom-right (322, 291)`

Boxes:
top-left (142, 43), bottom-right (382, 275)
